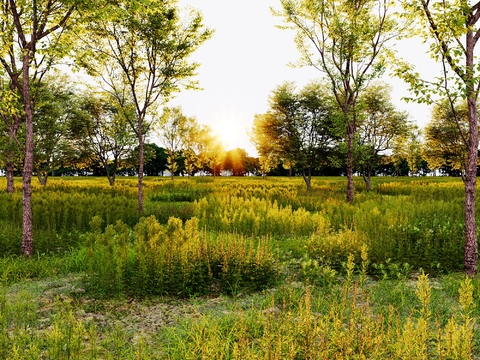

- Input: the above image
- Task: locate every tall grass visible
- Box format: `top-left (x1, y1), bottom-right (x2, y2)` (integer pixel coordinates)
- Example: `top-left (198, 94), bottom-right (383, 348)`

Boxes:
top-left (0, 258), bottom-right (478, 359)
top-left (85, 215), bottom-right (277, 298)
top-left (162, 261), bottom-right (478, 359)
top-left (0, 175), bottom-right (478, 358)
top-left (0, 176), bottom-right (470, 272)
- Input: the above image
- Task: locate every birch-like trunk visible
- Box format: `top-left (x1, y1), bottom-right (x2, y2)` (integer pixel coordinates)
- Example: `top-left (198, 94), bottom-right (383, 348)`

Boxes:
top-left (346, 122), bottom-right (355, 203)
top-left (21, 57), bottom-right (34, 256)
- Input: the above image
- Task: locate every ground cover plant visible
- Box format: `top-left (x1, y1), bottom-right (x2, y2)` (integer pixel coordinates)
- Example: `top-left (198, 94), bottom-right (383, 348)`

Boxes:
top-left (0, 176), bottom-right (478, 359)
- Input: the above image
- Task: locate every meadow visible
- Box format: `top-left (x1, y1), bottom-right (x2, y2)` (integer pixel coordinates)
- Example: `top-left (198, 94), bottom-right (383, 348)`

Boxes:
top-left (0, 176), bottom-right (478, 359)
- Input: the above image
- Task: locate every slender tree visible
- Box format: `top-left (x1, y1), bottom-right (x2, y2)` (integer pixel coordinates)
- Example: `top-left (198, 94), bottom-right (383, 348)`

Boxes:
top-left (158, 106), bottom-right (189, 179)
top-left (33, 74), bottom-right (81, 186)
top-left (0, 79), bottom-right (23, 192)
top-left (77, 0), bottom-right (212, 212)
top-left (205, 136), bottom-right (226, 177)
top-left (0, 0), bottom-right (87, 256)
top-left (76, 91), bottom-right (137, 186)
top-left (397, 0), bottom-right (480, 275)
top-left (274, 0), bottom-right (399, 202)
top-left (258, 153), bottom-right (278, 178)
top-left (405, 127), bottom-right (425, 176)
top-left (355, 83), bottom-right (412, 190)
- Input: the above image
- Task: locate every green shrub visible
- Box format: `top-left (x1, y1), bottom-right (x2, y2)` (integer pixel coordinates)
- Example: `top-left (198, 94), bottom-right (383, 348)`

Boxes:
top-left (84, 216), bottom-right (278, 298)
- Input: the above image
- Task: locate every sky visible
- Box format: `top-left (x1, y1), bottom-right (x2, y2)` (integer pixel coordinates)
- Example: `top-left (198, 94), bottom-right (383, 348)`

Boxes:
top-left (169, 0), bottom-right (434, 157)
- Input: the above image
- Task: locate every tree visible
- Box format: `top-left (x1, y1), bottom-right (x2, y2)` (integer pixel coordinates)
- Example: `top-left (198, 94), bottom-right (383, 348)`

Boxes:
top-left (245, 156), bottom-right (260, 176)
top-left (258, 154), bottom-right (277, 178)
top-left (397, 1), bottom-right (480, 276)
top-left (251, 81), bottom-right (336, 190)
top-left (182, 121), bottom-right (200, 178)
top-left (78, 0), bottom-right (212, 212)
top-left (0, 0), bottom-right (88, 256)
top-left (223, 148), bottom-right (248, 176)
top-left (355, 82), bottom-right (412, 190)
top-left (181, 119), bottom-right (214, 177)
top-left (204, 136), bottom-right (226, 177)
top-left (143, 143), bottom-right (168, 176)
top-left (158, 106), bottom-right (189, 179)
top-left (274, 0), bottom-right (399, 202)
top-left (33, 75), bottom-right (78, 186)
top-left (386, 126), bottom-right (416, 176)
top-left (76, 91), bottom-right (137, 186)
top-left (403, 126), bottom-right (426, 176)
top-left (422, 100), bottom-right (470, 178)
top-left (282, 158), bottom-right (296, 178)
top-left (251, 112), bottom-right (281, 170)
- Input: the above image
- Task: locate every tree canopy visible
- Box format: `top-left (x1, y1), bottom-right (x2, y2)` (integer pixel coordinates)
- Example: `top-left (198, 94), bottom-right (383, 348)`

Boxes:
top-left (251, 81), bottom-right (337, 190)
top-left (76, 0), bottom-right (213, 211)
top-left (396, 0), bottom-right (480, 275)
top-left (274, 0), bottom-right (399, 202)
top-left (422, 99), bottom-right (470, 177)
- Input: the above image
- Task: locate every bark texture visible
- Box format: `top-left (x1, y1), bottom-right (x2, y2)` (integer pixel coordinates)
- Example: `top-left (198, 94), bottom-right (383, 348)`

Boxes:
top-left (463, 28), bottom-right (478, 276)
top-left (6, 161), bottom-right (15, 193)
top-left (138, 133), bottom-right (144, 213)
top-left (21, 58), bottom-right (34, 256)
top-left (346, 122), bottom-right (355, 203)
top-left (464, 95), bottom-right (478, 276)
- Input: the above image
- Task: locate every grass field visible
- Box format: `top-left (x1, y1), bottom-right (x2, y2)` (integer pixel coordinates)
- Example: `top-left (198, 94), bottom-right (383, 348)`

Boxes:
top-left (0, 176), bottom-right (478, 359)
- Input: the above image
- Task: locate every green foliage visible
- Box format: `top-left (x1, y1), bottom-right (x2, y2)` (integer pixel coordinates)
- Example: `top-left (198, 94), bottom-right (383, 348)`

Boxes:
top-left (163, 271), bottom-right (478, 359)
top-left (353, 82), bottom-right (413, 186)
top-left (397, 1), bottom-right (480, 277)
top-left (159, 107), bottom-right (191, 178)
top-left (0, 176), bottom-right (478, 358)
top-left (0, 178), bottom-right (145, 255)
top-left (250, 81), bottom-right (338, 189)
top-left (275, 0), bottom-right (399, 203)
top-left (195, 193), bottom-right (326, 238)
top-left (0, 250), bottom-right (86, 285)
top-left (0, 176), bottom-right (470, 274)
top-left (422, 98), bottom-right (469, 173)
top-left (72, 90), bottom-right (138, 185)
top-left (0, 272), bottom-right (476, 358)
top-left (85, 215), bottom-right (277, 298)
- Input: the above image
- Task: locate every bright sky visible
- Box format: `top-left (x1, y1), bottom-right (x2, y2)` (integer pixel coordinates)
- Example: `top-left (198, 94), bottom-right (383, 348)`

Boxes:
top-left (170, 0), bottom-right (433, 157)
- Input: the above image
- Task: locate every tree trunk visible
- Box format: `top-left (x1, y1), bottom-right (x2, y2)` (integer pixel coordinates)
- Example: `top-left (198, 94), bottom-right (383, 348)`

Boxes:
top-left (362, 168), bottom-right (372, 191)
top-left (37, 172), bottom-right (48, 186)
top-left (6, 160), bottom-right (15, 193)
top-left (21, 61), bottom-right (34, 257)
top-left (464, 95), bottom-right (478, 276)
top-left (346, 122), bottom-right (355, 203)
top-left (302, 168), bottom-right (312, 191)
top-left (106, 162), bottom-right (115, 186)
top-left (138, 131), bottom-right (144, 213)
top-left (463, 29), bottom-right (478, 276)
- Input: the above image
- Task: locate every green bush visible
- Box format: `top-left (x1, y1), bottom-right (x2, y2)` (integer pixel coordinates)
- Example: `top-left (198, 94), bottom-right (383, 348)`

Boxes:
top-left (84, 216), bottom-right (278, 298)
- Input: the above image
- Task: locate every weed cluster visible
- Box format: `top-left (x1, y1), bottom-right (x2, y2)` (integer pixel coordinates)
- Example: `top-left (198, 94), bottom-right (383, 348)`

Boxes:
top-left (85, 215), bottom-right (277, 297)
top-left (160, 262), bottom-right (479, 359)
top-left (0, 176), bottom-right (477, 358)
